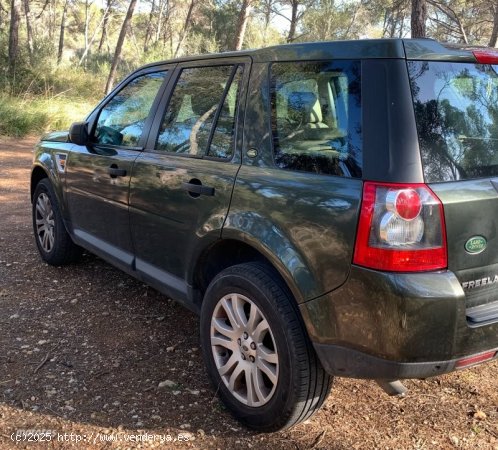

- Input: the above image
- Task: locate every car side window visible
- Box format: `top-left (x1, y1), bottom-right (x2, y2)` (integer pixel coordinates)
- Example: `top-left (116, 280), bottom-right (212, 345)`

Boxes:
top-left (270, 61), bottom-right (362, 178)
top-left (95, 71), bottom-right (167, 147)
top-left (156, 65), bottom-right (242, 158)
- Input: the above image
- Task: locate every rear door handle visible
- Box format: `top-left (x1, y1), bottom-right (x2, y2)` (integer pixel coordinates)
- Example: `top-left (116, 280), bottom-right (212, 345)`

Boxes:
top-left (108, 166), bottom-right (127, 178)
top-left (182, 182), bottom-right (215, 197)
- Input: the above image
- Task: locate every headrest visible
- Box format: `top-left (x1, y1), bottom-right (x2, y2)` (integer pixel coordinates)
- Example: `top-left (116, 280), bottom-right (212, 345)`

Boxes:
top-left (191, 84), bottom-right (225, 116)
top-left (287, 91), bottom-right (322, 123)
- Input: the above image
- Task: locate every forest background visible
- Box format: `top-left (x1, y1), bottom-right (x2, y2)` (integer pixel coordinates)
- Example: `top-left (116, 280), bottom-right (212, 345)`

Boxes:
top-left (0, 0), bottom-right (497, 137)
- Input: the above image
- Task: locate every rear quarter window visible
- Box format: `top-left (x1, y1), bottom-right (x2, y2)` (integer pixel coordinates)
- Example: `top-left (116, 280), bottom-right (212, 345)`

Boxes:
top-left (408, 61), bottom-right (498, 182)
top-left (270, 60), bottom-right (362, 178)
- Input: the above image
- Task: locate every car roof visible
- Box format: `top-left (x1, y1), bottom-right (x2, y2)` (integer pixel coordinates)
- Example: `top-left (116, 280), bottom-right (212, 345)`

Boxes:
top-left (140, 38), bottom-right (479, 71)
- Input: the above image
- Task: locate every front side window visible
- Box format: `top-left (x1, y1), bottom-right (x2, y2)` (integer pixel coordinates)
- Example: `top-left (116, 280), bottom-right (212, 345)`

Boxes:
top-left (156, 65), bottom-right (242, 158)
top-left (409, 61), bottom-right (498, 182)
top-left (270, 60), bottom-right (362, 177)
top-left (95, 71), bottom-right (167, 147)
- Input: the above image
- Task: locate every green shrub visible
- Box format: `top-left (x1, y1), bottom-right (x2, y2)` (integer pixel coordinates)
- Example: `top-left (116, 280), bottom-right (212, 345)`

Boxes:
top-left (0, 94), bottom-right (95, 137)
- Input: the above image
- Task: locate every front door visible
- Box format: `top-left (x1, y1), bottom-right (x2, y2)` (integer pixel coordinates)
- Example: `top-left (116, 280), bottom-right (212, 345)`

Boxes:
top-left (129, 59), bottom-right (249, 301)
top-left (65, 69), bottom-right (170, 270)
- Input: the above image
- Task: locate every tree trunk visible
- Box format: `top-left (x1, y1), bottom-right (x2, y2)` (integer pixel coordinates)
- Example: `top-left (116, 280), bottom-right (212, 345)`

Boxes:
top-left (174, 0), bottom-right (195, 58)
top-left (98, 0), bottom-right (112, 53)
top-left (79, 5), bottom-right (111, 65)
top-left (232, 0), bottom-right (251, 50)
top-left (155, 0), bottom-right (168, 45)
top-left (23, 0), bottom-right (33, 63)
top-left (489, 5), bottom-right (498, 47)
top-left (57, 0), bottom-right (68, 65)
top-left (261, 0), bottom-right (272, 43)
top-left (8, 0), bottom-right (21, 78)
top-left (84, 0), bottom-right (91, 52)
top-left (264, 0), bottom-right (272, 28)
top-left (287, 0), bottom-right (298, 43)
top-left (48, 0), bottom-right (55, 40)
top-left (105, 0), bottom-right (138, 94)
top-left (411, 0), bottom-right (426, 38)
top-left (81, 0), bottom-right (93, 66)
top-left (143, 0), bottom-right (156, 52)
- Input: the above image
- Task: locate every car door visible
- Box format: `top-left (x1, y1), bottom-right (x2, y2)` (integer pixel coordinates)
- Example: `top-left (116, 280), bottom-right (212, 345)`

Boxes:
top-left (129, 58), bottom-right (249, 301)
top-left (65, 68), bottom-right (171, 270)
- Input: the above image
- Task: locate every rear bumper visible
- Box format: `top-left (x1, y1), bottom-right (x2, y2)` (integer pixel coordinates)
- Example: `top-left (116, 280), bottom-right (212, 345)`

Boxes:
top-left (313, 343), bottom-right (497, 379)
top-left (300, 265), bottom-right (498, 378)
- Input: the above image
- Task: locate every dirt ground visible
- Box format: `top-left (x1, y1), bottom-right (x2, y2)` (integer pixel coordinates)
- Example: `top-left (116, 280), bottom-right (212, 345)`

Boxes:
top-left (0, 135), bottom-right (497, 450)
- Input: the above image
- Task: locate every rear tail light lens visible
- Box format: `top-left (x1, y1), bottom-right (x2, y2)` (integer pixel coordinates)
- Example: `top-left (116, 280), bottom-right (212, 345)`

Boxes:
top-left (353, 182), bottom-right (447, 272)
top-left (473, 49), bottom-right (498, 65)
top-left (389, 189), bottom-right (422, 220)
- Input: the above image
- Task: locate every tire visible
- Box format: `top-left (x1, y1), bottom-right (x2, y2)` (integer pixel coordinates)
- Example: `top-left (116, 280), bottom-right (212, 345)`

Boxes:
top-left (32, 178), bottom-right (82, 266)
top-left (200, 262), bottom-right (332, 431)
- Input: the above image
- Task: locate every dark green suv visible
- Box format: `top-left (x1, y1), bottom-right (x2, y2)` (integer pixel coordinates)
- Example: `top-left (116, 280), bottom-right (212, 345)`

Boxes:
top-left (31, 38), bottom-right (498, 431)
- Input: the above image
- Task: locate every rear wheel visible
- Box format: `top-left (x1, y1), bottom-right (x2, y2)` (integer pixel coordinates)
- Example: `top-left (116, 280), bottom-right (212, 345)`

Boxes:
top-left (200, 262), bottom-right (332, 431)
top-left (32, 178), bottom-right (82, 266)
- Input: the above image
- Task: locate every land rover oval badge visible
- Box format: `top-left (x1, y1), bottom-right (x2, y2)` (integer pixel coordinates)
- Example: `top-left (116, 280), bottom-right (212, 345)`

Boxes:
top-left (465, 236), bottom-right (487, 254)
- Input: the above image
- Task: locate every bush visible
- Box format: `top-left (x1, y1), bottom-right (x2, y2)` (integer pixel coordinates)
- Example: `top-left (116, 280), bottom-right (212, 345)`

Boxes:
top-left (0, 94), bottom-right (95, 137)
top-left (0, 38), bottom-right (144, 137)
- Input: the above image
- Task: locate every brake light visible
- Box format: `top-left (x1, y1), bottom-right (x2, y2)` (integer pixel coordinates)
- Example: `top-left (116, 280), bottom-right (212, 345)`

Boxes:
top-left (388, 188), bottom-right (422, 220)
top-left (473, 49), bottom-right (498, 65)
top-left (353, 182), bottom-right (447, 272)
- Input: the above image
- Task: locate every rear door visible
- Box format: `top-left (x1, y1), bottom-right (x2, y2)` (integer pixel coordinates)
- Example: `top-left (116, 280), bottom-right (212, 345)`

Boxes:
top-left (65, 69), bottom-right (170, 269)
top-left (128, 58), bottom-right (249, 300)
top-left (407, 58), bottom-right (498, 324)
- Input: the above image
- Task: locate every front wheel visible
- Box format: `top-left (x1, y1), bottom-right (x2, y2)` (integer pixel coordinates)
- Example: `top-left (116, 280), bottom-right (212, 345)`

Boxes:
top-left (200, 262), bottom-right (332, 431)
top-left (32, 178), bottom-right (82, 266)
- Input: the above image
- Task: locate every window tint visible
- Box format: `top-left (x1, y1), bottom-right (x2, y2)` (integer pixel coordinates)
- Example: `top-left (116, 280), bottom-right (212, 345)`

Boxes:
top-left (270, 61), bottom-right (362, 177)
top-left (409, 61), bottom-right (498, 182)
top-left (95, 71), bottom-right (167, 147)
top-left (156, 65), bottom-right (242, 158)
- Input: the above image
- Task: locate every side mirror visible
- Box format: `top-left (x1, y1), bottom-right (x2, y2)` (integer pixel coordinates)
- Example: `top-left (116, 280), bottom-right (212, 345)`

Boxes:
top-left (69, 121), bottom-right (89, 146)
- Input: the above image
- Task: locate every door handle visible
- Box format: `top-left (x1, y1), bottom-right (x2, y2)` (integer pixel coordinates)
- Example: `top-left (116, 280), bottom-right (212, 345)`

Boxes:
top-left (108, 166), bottom-right (127, 178)
top-left (182, 181), bottom-right (215, 197)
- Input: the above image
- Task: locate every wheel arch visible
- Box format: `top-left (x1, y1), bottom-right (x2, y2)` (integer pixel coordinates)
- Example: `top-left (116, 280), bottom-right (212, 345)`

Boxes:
top-left (31, 159), bottom-right (68, 227)
top-left (190, 236), bottom-right (306, 305)
top-left (31, 165), bottom-right (50, 200)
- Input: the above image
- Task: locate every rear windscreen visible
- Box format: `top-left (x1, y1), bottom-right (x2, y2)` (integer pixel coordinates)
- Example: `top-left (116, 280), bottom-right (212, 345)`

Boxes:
top-left (408, 61), bottom-right (498, 182)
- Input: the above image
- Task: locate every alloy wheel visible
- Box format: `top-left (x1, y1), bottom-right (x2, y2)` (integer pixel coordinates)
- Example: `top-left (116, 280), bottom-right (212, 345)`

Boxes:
top-left (35, 193), bottom-right (55, 253)
top-left (210, 293), bottom-right (279, 407)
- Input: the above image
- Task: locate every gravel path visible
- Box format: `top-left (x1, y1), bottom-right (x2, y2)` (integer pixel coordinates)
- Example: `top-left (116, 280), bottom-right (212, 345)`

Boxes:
top-left (0, 136), bottom-right (497, 449)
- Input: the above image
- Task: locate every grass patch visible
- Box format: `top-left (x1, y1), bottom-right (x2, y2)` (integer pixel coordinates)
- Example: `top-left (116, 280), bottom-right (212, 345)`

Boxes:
top-left (0, 95), bottom-right (96, 137)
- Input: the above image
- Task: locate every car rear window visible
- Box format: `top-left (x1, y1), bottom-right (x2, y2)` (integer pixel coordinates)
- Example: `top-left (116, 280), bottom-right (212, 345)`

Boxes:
top-left (270, 60), bottom-right (362, 178)
top-left (408, 61), bottom-right (498, 182)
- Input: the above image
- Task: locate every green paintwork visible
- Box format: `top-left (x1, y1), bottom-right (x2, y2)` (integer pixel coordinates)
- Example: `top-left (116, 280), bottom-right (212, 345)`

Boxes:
top-left (301, 265), bottom-right (464, 360)
top-left (129, 152), bottom-right (240, 284)
top-left (31, 141), bottom-right (69, 216)
top-left (40, 130), bottom-right (69, 143)
top-left (402, 39), bottom-right (477, 62)
top-left (64, 144), bottom-right (140, 261)
top-left (224, 166), bottom-right (362, 303)
top-left (429, 180), bottom-right (498, 273)
top-left (301, 264), bottom-right (498, 363)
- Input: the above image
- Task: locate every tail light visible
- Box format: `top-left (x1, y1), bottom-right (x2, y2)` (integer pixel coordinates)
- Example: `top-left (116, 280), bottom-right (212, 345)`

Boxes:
top-left (473, 49), bottom-right (498, 65)
top-left (353, 182), bottom-right (447, 272)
